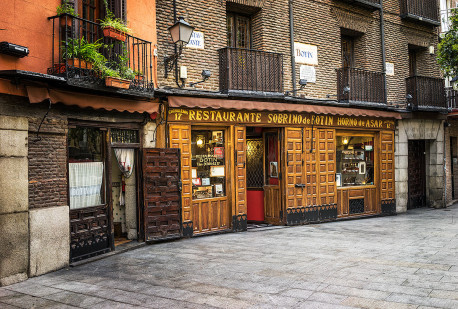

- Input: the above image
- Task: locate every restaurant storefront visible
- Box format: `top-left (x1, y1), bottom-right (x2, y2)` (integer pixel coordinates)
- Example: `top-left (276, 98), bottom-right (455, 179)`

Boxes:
top-left (165, 97), bottom-right (400, 235)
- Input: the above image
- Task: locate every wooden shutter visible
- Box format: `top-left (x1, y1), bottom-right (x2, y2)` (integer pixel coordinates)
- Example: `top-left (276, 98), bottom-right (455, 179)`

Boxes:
top-left (317, 129), bottom-right (336, 205)
top-left (142, 148), bottom-right (181, 241)
top-left (305, 128), bottom-right (319, 206)
top-left (106, 0), bottom-right (126, 21)
top-left (380, 131), bottom-right (395, 201)
top-left (169, 125), bottom-right (192, 227)
top-left (234, 126), bottom-right (247, 216)
top-left (285, 128), bottom-right (304, 209)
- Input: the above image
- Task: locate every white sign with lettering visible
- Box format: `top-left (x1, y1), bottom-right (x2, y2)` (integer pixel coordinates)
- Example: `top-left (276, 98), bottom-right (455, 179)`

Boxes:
top-left (386, 62), bottom-right (394, 76)
top-left (294, 42), bottom-right (318, 65)
top-left (300, 65), bottom-right (316, 83)
top-left (186, 31), bottom-right (205, 49)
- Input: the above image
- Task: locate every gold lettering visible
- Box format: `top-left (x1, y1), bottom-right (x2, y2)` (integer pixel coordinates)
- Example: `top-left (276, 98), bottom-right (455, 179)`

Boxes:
top-left (230, 112), bottom-right (236, 122)
top-left (211, 111), bottom-right (216, 121)
top-left (189, 110), bottom-right (196, 121)
top-left (273, 114), bottom-right (278, 123)
top-left (328, 117), bottom-right (333, 126)
top-left (174, 113), bottom-right (182, 120)
top-left (222, 112), bottom-right (229, 122)
top-left (203, 111), bottom-right (209, 121)
top-left (268, 114), bottom-right (273, 123)
top-left (216, 112), bottom-right (223, 122)
top-left (237, 113), bottom-right (243, 122)
top-left (196, 110), bottom-right (202, 121)
top-left (256, 113), bottom-right (261, 123)
top-left (243, 113), bottom-right (250, 123)
top-left (379, 120), bottom-right (382, 128)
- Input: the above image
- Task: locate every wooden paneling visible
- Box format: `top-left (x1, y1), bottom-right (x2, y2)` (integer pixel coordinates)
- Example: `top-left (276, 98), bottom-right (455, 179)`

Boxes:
top-left (234, 126), bottom-right (247, 216)
top-left (264, 186), bottom-right (281, 224)
top-left (380, 131), bottom-right (395, 201)
top-left (305, 128), bottom-right (318, 205)
top-left (338, 186), bottom-right (377, 217)
top-left (192, 197), bottom-right (229, 233)
top-left (285, 128), bottom-right (304, 209)
top-left (318, 129), bottom-right (336, 205)
top-left (142, 148), bottom-right (181, 241)
top-left (169, 125), bottom-right (192, 224)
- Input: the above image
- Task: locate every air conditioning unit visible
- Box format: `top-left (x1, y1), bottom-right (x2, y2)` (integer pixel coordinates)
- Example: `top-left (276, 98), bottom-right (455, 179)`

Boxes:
top-left (0, 42), bottom-right (29, 58)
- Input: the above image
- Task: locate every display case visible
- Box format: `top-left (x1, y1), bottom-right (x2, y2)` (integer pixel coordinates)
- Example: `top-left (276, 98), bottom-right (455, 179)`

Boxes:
top-left (191, 130), bottom-right (226, 200)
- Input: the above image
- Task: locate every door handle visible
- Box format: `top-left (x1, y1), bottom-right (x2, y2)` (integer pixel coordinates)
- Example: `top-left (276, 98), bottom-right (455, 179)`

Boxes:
top-left (295, 184), bottom-right (306, 188)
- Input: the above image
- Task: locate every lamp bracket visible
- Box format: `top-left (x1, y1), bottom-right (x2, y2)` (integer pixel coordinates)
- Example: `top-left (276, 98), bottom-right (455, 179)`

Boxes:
top-left (164, 44), bottom-right (183, 78)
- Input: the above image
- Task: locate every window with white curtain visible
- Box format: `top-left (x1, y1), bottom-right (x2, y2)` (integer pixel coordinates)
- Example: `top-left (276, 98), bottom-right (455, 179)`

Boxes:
top-left (68, 127), bottom-right (105, 209)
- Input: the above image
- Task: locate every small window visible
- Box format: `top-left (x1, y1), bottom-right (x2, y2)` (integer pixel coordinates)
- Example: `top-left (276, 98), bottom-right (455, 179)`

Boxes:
top-left (191, 130), bottom-right (226, 200)
top-left (341, 36), bottom-right (354, 68)
top-left (68, 127), bottom-right (105, 209)
top-left (336, 135), bottom-right (375, 187)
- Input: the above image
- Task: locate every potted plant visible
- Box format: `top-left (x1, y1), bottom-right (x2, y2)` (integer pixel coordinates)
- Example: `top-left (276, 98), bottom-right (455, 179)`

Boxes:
top-left (56, 0), bottom-right (77, 27)
top-left (100, 0), bottom-right (131, 41)
top-left (133, 70), bottom-right (144, 81)
top-left (62, 37), bottom-right (106, 70)
top-left (101, 67), bottom-right (132, 89)
top-left (100, 47), bottom-right (135, 89)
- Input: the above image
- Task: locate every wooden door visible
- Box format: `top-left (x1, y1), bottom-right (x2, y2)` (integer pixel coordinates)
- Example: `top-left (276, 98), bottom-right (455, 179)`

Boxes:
top-left (381, 131), bottom-right (395, 203)
top-left (142, 148), bottom-right (181, 242)
top-left (233, 126), bottom-right (247, 229)
top-left (305, 128), bottom-right (319, 206)
top-left (408, 140), bottom-right (426, 209)
top-left (285, 128), bottom-right (305, 210)
top-left (264, 131), bottom-right (282, 224)
top-left (169, 125), bottom-right (193, 231)
top-left (318, 129), bottom-right (336, 205)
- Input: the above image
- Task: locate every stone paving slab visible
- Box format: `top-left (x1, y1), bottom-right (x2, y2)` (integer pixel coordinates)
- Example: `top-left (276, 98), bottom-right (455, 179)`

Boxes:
top-left (1, 205), bottom-right (458, 308)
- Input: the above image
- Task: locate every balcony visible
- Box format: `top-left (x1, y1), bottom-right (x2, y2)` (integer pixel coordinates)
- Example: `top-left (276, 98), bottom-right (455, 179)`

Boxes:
top-left (219, 47), bottom-right (283, 94)
top-left (406, 76), bottom-right (446, 110)
top-left (48, 14), bottom-right (154, 96)
top-left (334, 0), bottom-right (381, 10)
top-left (400, 0), bottom-right (440, 26)
top-left (336, 68), bottom-right (385, 104)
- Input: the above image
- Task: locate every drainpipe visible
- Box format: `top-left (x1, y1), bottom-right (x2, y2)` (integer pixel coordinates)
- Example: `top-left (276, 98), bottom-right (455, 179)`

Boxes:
top-left (173, 0), bottom-right (181, 88)
top-left (379, 0), bottom-right (388, 104)
top-left (289, 0), bottom-right (296, 95)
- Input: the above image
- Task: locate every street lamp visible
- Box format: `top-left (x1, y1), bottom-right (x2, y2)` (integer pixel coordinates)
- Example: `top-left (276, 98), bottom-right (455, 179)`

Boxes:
top-left (164, 17), bottom-right (195, 78)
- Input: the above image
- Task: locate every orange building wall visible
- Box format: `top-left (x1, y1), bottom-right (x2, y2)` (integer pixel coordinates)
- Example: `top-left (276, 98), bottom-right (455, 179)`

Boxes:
top-left (0, 0), bottom-right (157, 94)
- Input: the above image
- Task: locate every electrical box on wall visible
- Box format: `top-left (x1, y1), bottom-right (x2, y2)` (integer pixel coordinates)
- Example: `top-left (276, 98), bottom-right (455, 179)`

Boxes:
top-left (0, 42), bottom-right (29, 58)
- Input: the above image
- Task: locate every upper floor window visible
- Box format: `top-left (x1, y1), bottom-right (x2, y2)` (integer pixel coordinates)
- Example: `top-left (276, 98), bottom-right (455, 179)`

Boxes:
top-left (341, 36), bottom-right (354, 68)
top-left (409, 49), bottom-right (417, 76)
top-left (227, 12), bottom-right (251, 49)
top-left (80, 0), bottom-right (100, 22)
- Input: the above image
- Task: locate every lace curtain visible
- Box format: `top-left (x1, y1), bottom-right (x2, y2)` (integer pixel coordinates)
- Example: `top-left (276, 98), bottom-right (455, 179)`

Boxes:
top-left (114, 148), bottom-right (135, 178)
top-left (69, 162), bottom-right (104, 210)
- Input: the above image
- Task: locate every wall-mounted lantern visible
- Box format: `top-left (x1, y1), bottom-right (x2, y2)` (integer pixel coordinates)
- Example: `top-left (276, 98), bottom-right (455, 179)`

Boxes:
top-left (164, 17), bottom-right (195, 79)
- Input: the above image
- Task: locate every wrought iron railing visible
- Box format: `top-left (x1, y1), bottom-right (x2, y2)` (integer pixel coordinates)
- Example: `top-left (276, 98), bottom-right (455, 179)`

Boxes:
top-left (406, 76), bottom-right (446, 109)
top-left (219, 47), bottom-right (283, 93)
top-left (48, 14), bottom-right (154, 92)
top-left (336, 67), bottom-right (385, 104)
top-left (446, 87), bottom-right (458, 110)
top-left (400, 0), bottom-right (440, 23)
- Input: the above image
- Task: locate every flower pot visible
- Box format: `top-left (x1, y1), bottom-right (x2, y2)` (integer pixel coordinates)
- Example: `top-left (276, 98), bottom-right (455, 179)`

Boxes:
top-left (103, 27), bottom-right (127, 42)
top-left (105, 76), bottom-right (131, 89)
top-left (135, 75), bottom-right (144, 81)
top-left (67, 58), bottom-right (93, 69)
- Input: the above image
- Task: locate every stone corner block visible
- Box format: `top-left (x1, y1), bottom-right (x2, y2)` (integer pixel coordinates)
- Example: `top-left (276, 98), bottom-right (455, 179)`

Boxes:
top-left (0, 115), bottom-right (28, 131)
top-left (29, 205), bottom-right (70, 277)
top-left (0, 273), bottom-right (28, 287)
top-left (0, 157), bottom-right (28, 215)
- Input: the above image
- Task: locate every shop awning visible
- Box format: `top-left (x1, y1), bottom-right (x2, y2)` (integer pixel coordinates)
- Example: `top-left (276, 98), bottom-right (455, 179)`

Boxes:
top-left (27, 86), bottom-right (160, 114)
top-left (169, 96), bottom-right (401, 119)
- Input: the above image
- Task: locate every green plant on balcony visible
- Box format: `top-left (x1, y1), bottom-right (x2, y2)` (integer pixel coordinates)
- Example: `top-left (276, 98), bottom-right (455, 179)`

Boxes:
top-left (438, 8), bottom-right (458, 79)
top-left (62, 37), bottom-right (106, 70)
top-left (56, 0), bottom-right (77, 27)
top-left (99, 44), bottom-right (135, 89)
top-left (100, 0), bottom-right (131, 41)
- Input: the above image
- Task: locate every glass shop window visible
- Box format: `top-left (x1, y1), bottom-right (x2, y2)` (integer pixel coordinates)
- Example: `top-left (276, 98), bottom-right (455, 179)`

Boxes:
top-left (68, 127), bottom-right (105, 209)
top-left (191, 130), bottom-right (226, 200)
top-left (336, 136), bottom-right (375, 187)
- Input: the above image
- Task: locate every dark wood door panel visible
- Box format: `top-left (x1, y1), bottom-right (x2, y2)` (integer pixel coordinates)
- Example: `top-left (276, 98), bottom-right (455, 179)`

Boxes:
top-left (408, 140), bottom-right (426, 209)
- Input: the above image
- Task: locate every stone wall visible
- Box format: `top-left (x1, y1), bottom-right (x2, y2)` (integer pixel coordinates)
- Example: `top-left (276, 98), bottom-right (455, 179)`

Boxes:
top-left (444, 118), bottom-right (458, 205)
top-left (0, 115), bottom-right (29, 286)
top-left (395, 118), bottom-right (445, 212)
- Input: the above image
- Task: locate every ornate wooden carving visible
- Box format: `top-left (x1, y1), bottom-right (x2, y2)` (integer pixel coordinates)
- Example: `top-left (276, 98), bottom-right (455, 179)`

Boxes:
top-left (285, 128), bottom-right (304, 209)
top-left (143, 148), bottom-right (181, 241)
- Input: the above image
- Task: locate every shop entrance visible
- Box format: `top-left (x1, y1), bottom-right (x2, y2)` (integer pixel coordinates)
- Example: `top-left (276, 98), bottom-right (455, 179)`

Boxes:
top-left (408, 140), bottom-right (426, 209)
top-left (246, 127), bottom-right (282, 225)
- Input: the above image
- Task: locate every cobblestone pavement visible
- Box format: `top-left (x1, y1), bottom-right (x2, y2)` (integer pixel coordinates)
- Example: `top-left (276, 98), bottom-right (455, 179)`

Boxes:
top-left (1, 205), bottom-right (458, 309)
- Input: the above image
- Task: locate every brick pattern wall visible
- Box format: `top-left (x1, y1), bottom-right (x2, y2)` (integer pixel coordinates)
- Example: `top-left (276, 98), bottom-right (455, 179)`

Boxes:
top-left (28, 118), bottom-right (68, 209)
top-left (156, 0), bottom-right (442, 106)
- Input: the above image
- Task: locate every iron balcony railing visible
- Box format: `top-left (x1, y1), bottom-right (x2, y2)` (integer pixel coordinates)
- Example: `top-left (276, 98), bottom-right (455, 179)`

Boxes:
top-left (219, 47), bottom-right (283, 93)
top-left (406, 76), bottom-right (446, 109)
top-left (336, 67), bottom-right (385, 104)
top-left (446, 87), bottom-right (457, 110)
top-left (337, 0), bottom-right (381, 10)
top-left (400, 0), bottom-right (440, 25)
top-left (48, 13), bottom-right (153, 93)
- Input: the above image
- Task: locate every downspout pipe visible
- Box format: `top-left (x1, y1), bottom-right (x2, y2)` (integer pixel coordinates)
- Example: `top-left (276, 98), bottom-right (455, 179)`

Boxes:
top-left (289, 0), bottom-right (296, 95)
top-left (173, 0), bottom-right (181, 88)
top-left (380, 1), bottom-right (388, 104)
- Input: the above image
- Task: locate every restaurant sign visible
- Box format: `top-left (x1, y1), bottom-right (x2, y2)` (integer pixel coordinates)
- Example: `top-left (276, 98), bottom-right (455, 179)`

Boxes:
top-left (169, 108), bottom-right (395, 130)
